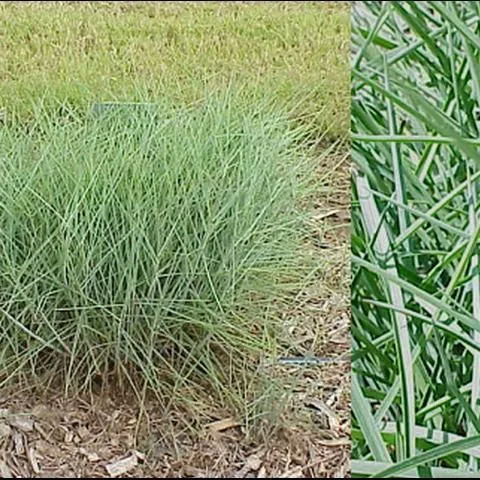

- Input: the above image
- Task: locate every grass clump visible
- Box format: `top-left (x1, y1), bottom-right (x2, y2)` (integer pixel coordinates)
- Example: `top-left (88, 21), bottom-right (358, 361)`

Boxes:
top-left (352, 1), bottom-right (480, 477)
top-left (0, 1), bottom-right (350, 138)
top-left (0, 93), bottom-right (315, 414)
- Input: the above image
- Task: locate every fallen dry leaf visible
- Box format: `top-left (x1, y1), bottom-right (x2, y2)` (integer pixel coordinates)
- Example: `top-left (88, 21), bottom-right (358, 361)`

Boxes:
top-left (79, 447), bottom-right (101, 463)
top-left (105, 452), bottom-right (139, 477)
top-left (205, 417), bottom-right (241, 433)
top-left (8, 415), bottom-right (34, 433)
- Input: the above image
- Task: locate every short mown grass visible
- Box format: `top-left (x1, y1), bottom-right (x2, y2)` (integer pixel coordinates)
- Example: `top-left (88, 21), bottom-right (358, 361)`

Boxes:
top-left (352, 1), bottom-right (480, 477)
top-left (0, 93), bottom-right (318, 420)
top-left (0, 1), bottom-right (350, 138)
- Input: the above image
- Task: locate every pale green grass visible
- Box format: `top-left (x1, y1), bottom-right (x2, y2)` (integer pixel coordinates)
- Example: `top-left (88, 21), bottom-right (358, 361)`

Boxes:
top-left (0, 0), bottom-right (350, 444)
top-left (353, 1), bottom-right (480, 477)
top-left (0, 1), bottom-right (350, 138)
top-left (0, 92), bottom-right (318, 420)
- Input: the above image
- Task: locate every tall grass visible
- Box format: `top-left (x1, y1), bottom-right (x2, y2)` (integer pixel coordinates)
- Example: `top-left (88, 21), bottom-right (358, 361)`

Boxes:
top-left (0, 93), bottom-right (315, 415)
top-left (352, 1), bottom-right (480, 477)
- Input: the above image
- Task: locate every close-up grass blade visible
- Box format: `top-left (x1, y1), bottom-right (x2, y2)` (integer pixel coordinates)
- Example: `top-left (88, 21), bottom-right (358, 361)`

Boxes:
top-left (352, 1), bottom-right (480, 477)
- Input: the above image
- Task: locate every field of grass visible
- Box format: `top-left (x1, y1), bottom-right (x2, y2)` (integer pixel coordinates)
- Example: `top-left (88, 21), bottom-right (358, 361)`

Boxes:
top-left (0, 1), bottom-right (349, 138)
top-left (352, 1), bottom-right (480, 477)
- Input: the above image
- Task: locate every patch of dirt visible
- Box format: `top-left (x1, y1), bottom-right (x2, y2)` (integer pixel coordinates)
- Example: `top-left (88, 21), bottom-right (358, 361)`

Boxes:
top-left (0, 148), bottom-right (350, 478)
top-left (0, 365), bottom-right (349, 478)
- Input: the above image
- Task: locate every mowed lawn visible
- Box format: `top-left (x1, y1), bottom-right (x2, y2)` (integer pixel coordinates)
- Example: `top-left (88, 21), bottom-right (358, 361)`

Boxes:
top-left (0, 1), bottom-right (349, 138)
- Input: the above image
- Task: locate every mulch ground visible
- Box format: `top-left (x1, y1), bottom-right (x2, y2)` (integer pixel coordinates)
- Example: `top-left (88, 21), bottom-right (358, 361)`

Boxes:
top-left (0, 147), bottom-right (350, 478)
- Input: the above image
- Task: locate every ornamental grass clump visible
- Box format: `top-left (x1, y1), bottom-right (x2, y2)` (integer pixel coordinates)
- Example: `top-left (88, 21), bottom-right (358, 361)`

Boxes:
top-left (0, 95), bottom-right (314, 408)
